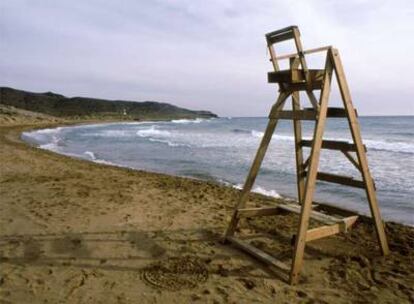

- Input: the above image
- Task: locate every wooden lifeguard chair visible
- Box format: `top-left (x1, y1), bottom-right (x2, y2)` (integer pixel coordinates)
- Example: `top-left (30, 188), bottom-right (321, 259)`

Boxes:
top-left (224, 26), bottom-right (389, 285)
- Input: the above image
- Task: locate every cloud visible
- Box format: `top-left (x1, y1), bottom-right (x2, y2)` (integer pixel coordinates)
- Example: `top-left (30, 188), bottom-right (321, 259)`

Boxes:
top-left (0, 0), bottom-right (413, 116)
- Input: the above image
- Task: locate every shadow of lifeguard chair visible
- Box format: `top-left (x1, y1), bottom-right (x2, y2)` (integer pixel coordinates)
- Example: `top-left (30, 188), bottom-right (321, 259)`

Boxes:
top-left (224, 26), bottom-right (389, 285)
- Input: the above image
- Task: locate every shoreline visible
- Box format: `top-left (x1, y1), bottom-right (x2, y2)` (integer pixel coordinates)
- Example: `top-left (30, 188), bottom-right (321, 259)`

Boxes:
top-left (20, 120), bottom-right (412, 227)
top-left (1, 118), bottom-right (413, 303)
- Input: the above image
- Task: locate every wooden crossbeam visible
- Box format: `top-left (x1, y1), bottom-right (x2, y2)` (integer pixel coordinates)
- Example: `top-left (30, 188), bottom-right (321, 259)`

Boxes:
top-left (268, 69), bottom-right (324, 84)
top-left (273, 46), bottom-right (332, 61)
top-left (237, 204), bottom-right (342, 225)
top-left (300, 139), bottom-right (365, 151)
top-left (277, 204), bottom-right (340, 225)
top-left (269, 108), bottom-right (348, 120)
top-left (305, 215), bottom-right (358, 242)
top-left (305, 171), bottom-right (365, 188)
top-left (281, 82), bottom-right (323, 91)
top-left (269, 110), bottom-right (317, 120)
top-left (342, 150), bottom-right (362, 172)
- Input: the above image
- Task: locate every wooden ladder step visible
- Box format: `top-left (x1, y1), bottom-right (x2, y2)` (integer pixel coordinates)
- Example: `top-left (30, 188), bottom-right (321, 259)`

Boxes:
top-left (300, 139), bottom-right (366, 152)
top-left (304, 171), bottom-right (365, 189)
top-left (270, 110), bottom-right (317, 120)
top-left (270, 108), bottom-right (349, 120)
top-left (281, 82), bottom-right (323, 91)
top-left (226, 236), bottom-right (290, 281)
top-left (305, 215), bottom-right (358, 242)
top-left (268, 69), bottom-right (324, 84)
top-left (237, 203), bottom-right (341, 225)
top-left (277, 204), bottom-right (341, 225)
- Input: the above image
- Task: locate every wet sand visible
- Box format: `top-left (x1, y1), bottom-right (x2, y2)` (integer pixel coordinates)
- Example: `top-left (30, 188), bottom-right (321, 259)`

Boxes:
top-left (0, 111), bottom-right (413, 303)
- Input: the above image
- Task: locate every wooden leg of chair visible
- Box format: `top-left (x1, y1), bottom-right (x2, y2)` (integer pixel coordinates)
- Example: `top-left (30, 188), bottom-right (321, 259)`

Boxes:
top-left (290, 52), bottom-right (334, 284)
top-left (292, 91), bottom-right (305, 204)
top-left (225, 92), bottom-right (289, 238)
top-left (330, 48), bottom-right (389, 255)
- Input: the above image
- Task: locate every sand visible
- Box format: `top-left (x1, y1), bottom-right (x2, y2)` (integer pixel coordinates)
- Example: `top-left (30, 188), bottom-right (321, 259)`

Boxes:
top-left (0, 111), bottom-right (413, 303)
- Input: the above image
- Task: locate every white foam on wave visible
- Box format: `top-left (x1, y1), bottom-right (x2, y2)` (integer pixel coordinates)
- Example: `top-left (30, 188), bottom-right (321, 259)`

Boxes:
top-left (251, 130), bottom-right (264, 138)
top-left (249, 129), bottom-right (414, 154)
top-left (82, 129), bottom-right (134, 138)
top-left (136, 126), bottom-right (171, 138)
top-left (22, 127), bottom-right (65, 152)
top-left (251, 130), bottom-right (295, 142)
top-left (148, 138), bottom-right (191, 148)
top-left (364, 139), bottom-right (414, 154)
top-left (84, 151), bottom-right (96, 160)
top-left (171, 118), bottom-right (206, 124)
top-left (82, 150), bottom-right (115, 165)
top-left (233, 184), bottom-right (281, 198)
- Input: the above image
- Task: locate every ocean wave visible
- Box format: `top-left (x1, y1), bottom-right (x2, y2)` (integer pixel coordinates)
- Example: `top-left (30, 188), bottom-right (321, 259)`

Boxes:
top-left (233, 184), bottom-right (281, 198)
top-left (231, 128), bottom-right (251, 134)
top-left (250, 130), bottom-right (414, 154)
top-left (170, 118), bottom-right (206, 124)
top-left (251, 130), bottom-right (295, 142)
top-left (83, 150), bottom-right (115, 165)
top-left (251, 130), bottom-right (264, 138)
top-left (136, 126), bottom-right (171, 138)
top-left (84, 150), bottom-right (96, 160)
top-left (83, 130), bottom-right (134, 138)
top-left (148, 138), bottom-right (190, 148)
top-left (22, 127), bottom-right (65, 152)
top-left (364, 139), bottom-right (414, 154)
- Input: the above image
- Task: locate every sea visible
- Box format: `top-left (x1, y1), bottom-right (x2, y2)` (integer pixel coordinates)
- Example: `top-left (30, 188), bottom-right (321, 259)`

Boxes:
top-left (22, 116), bottom-right (414, 226)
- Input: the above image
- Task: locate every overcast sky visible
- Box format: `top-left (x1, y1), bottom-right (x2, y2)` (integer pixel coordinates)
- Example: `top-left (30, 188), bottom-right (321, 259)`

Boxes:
top-left (1, 0), bottom-right (413, 116)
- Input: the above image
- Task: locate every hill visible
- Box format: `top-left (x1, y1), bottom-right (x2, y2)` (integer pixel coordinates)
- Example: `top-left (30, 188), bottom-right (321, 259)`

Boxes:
top-left (0, 87), bottom-right (217, 120)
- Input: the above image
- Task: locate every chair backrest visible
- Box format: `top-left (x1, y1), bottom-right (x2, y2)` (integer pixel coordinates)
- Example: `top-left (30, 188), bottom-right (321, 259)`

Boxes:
top-left (265, 26), bottom-right (309, 74)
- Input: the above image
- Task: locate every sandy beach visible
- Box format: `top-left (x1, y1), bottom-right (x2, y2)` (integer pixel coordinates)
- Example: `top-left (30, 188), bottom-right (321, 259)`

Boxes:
top-left (0, 111), bottom-right (413, 303)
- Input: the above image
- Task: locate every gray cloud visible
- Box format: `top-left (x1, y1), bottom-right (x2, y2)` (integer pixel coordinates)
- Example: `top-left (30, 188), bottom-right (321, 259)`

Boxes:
top-left (1, 0), bottom-right (413, 116)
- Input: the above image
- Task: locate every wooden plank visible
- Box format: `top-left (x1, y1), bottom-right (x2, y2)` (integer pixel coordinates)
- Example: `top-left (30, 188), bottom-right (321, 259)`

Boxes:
top-left (290, 48), bottom-right (334, 285)
top-left (267, 31), bottom-right (295, 44)
top-left (278, 204), bottom-right (340, 225)
top-left (281, 82), bottom-right (323, 92)
top-left (303, 107), bottom-right (357, 118)
top-left (342, 150), bottom-right (362, 172)
top-left (290, 27), bottom-right (308, 73)
top-left (265, 26), bottom-right (298, 40)
top-left (305, 224), bottom-right (341, 242)
top-left (341, 215), bottom-right (359, 232)
top-left (224, 92), bottom-right (290, 238)
top-left (266, 26), bottom-right (297, 44)
top-left (268, 44), bottom-right (280, 72)
top-left (270, 107), bottom-right (348, 120)
top-left (227, 236), bottom-right (290, 281)
top-left (324, 107), bottom-right (348, 117)
top-left (305, 215), bottom-right (358, 242)
top-left (274, 45), bottom-right (332, 60)
top-left (303, 155), bottom-right (311, 170)
top-left (331, 48), bottom-right (389, 255)
top-left (291, 61), bottom-right (306, 204)
top-left (269, 110), bottom-right (317, 120)
top-left (305, 91), bottom-right (320, 111)
top-left (308, 171), bottom-right (365, 189)
top-left (300, 139), bottom-right (360, 151)
top-left (268, 69), bottom-right (324, 84)
top-left (237, 203), bottom-right (342, 225)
